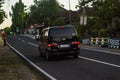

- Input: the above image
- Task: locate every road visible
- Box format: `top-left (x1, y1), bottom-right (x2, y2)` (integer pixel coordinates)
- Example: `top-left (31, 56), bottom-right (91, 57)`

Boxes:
top-left (7, 35), bottom-right (120, 80)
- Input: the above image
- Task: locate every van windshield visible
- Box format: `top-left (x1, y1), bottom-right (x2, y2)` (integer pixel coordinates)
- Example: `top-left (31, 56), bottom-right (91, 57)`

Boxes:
top-left (49, 27), bottom-right (76, 38)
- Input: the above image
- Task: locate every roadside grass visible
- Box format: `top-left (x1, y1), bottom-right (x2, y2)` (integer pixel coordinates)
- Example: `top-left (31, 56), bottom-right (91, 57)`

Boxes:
top-left (0, 38), bottom-right (44, 80)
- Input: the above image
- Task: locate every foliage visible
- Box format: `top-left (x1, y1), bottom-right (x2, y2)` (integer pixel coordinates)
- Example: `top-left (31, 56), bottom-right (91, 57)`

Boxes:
top-left (4, 27), bottom-right (11, 35)
top-left (52, 18), bottom-right (65, 26)
top-left (10, 0), bottom-right (26, 33)
top-left (92, 0), bottom-right (120, 37)
top-left (28, 0), bottom-right (61, 26)
top-left (77, 0), bottom-right (93, 13)
top-left (0, 0), bottom-right (6, 24)
top-left (76, 0), bottom-right (120, 37)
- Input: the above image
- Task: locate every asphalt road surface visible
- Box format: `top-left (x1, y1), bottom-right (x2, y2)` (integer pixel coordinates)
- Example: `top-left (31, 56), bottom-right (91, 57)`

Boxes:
top-left (7, 35), bottom-right (120, 80)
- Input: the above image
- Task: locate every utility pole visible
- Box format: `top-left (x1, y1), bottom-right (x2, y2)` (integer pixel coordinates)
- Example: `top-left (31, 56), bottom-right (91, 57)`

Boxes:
top-left (69, 0), bottom-right (71, 24)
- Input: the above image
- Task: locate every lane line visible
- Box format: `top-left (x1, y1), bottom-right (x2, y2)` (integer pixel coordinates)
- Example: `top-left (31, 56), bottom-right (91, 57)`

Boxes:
top-left (22, 40), bottom-right (25, 42)
top-left (79, 56), bottom-right (120, 68)
top-left (26, 42), bottom-right (120, 68)
top-left (81, 47), bottom-right (120, 56)
top-left (27, 42), bottom-right (39, 47)
top-left (13, 37), bottom-right (120, 69)
top-left (18, 38), bottom-right (21, 40)
top-left (7, 42), bottom-right (57, 80)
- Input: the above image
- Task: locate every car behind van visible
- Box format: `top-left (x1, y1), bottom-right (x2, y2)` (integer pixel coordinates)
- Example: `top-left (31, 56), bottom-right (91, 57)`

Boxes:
top-left (38, 25), bottom-right (80, 60)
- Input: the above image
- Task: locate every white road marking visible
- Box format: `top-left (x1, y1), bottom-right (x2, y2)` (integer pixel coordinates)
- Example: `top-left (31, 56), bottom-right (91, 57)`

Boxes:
top-left (7, 42), bottom-right (57, 80)
top-left (79, 56), bottom-right (120, 68)
top-left (27, 42), bottom-right (120, 68)
top-left (18, 38), bottom-right (21, 40)
top-left (81, 47), bottom-right (120, 56)
top-left (18, 38), bottom-right (24, 42)
top-left (22, 40), bottom-right (25, 42)
top-left (27, 42), bottom-right (39, 47)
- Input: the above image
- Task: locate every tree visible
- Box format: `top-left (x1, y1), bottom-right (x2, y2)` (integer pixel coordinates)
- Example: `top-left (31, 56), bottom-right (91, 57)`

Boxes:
top-left (76, 0), bottom-right (120, 37)
top-left (0, 0), bottom-right (6, 24)
top-left (76, 0), bottom-right (94, 38)
top-left (10, 0), bottom-right (26, 33)
top-left (28, 0), bottom-right (61, 26)
top-left (77, 0), bottom-right (93, 14)
top-left (92, 0), bottom-right (120, 37)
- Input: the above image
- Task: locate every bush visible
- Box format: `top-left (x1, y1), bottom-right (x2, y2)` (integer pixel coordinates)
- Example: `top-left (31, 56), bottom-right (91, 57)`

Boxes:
top-left (4, 27), bottom-right (11, 35)
top-left (53, 18), bottom-right (65, 26)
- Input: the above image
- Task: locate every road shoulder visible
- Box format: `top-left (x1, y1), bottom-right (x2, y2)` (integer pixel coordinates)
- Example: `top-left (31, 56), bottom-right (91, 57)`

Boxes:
top-left (0, 37), bottom-right (43, 80)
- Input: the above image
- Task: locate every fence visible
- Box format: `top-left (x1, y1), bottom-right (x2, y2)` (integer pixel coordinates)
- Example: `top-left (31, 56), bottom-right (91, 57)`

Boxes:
top-left (82, 37), bottom-right (120, 48)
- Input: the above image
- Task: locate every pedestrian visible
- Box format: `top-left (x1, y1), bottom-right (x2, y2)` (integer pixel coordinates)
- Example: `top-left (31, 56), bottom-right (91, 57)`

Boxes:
top-left (1, 31), bottom-right (7, 46)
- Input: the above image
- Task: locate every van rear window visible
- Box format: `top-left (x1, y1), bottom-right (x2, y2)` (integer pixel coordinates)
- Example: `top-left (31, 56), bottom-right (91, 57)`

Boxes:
top-left (50, 27), bottom-right (76, 38)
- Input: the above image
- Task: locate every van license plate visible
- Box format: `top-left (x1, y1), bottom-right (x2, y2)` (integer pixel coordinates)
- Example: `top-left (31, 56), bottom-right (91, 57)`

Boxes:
top-left (60, 44), bottom-right (70, 48)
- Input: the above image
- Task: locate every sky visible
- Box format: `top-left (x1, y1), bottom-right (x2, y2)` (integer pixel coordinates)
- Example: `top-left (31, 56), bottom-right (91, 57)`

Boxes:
top-left (0, 0), bottom-right (78, 29)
